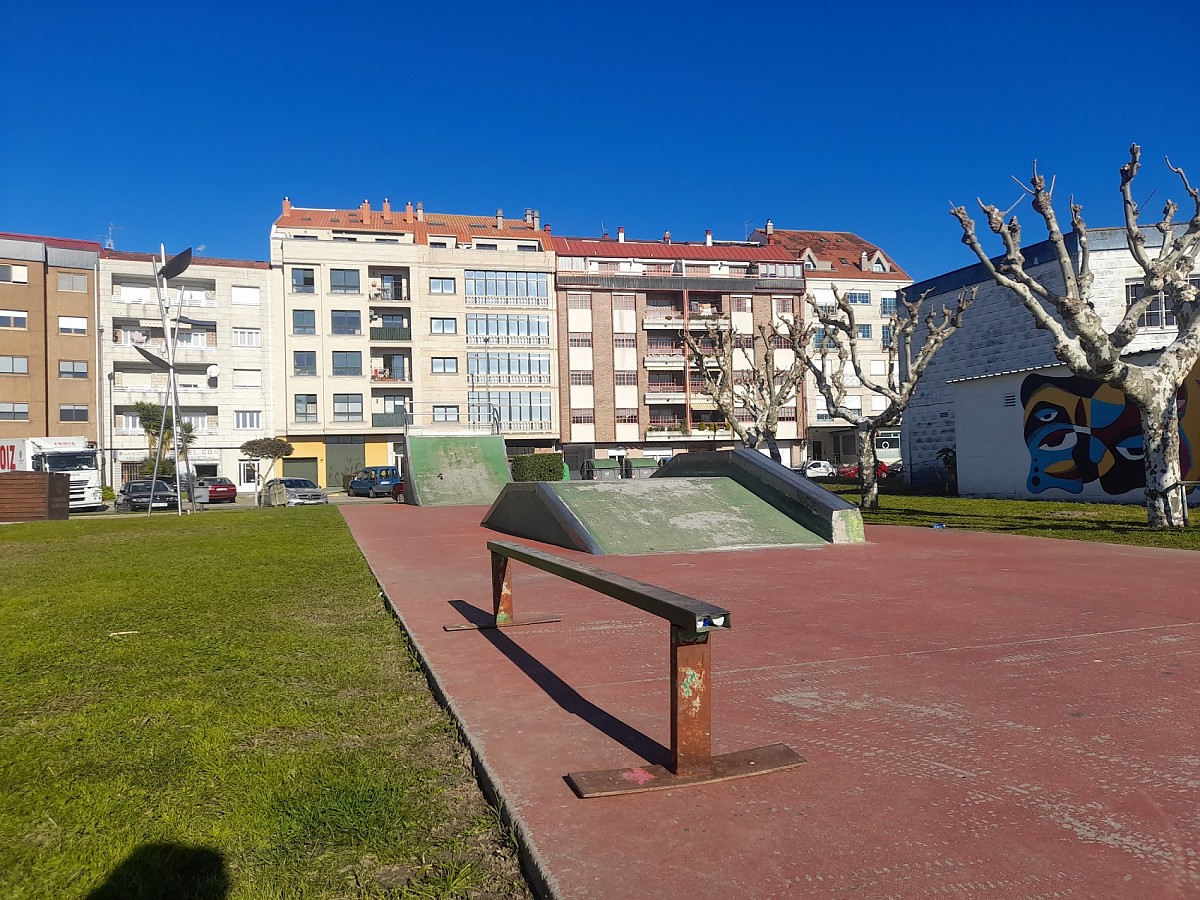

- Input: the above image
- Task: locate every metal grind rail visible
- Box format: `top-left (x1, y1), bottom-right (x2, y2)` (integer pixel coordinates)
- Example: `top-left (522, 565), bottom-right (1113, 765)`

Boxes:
top-left (444, 539), bottom-right (806, 797)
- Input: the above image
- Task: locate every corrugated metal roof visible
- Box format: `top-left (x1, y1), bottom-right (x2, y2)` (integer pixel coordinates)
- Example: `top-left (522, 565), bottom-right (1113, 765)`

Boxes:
top-left (0, 231), bottom-right (102, 253)
top-left (103, 250), bottom-right (270, 270)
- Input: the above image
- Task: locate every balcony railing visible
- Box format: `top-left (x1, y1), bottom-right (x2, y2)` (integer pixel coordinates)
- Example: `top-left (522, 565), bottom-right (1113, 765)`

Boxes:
top-left (372, 412), bottom-right (413, 428)
top-left (644, 389), bottom-right (686, 404)
top-left (370, 368), bottom-right (411, 383)
top-left (369, 326), bottom-right (412, 341)
top-left (466, 334), bottom-right (551, 347)
top-left (467, 373), bottom-right (552, 386)
top-left (369, 286), bottom-right (408, 302)
top-left (465, 295), bottom-right (551, 307)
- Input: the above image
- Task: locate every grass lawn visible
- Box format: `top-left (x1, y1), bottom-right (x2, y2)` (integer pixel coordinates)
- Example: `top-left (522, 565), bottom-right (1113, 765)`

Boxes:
top-left (827, 481), bottom-right (1200, 551)
top-left (0, 508), bottom-right (531, 899)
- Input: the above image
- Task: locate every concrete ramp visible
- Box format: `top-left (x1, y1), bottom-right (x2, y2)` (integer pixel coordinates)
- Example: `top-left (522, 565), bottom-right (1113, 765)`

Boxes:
top-left (404, 434), bottom-right (511, 507)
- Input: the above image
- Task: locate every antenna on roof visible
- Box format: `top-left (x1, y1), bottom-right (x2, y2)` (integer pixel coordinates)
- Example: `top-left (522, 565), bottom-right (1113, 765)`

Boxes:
top-left (104, 223), bottom-right (124, 250)
top-left (743, 219), bottom-right (755, 241)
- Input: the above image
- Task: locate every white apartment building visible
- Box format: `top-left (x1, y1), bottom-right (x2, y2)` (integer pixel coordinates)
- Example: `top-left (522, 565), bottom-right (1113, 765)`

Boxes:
top-left (99, 251), bottom-right (275, 491)
top-left (752, 225), bottom-right (912, 466)
top-left (269, 199), bottom-right (559, 488)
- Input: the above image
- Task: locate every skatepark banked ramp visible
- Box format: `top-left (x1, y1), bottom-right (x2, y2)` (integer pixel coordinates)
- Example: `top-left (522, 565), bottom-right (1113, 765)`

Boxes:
top-left (404, 434), bottom-right (511, 507)
top-left (482, 449), bottom-right (865, 554)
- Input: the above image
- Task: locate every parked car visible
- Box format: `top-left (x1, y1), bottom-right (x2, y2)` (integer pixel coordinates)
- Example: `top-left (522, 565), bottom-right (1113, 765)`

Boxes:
top-left (115, 479), bottom-right (179, 511)
top-left (263, 477), bottom-right (329, 506)
top-left (389, 478), bottom-right (407, 503)
top-left (794, 460), bottom-right (837, 479)
top-left (347, 465), bottom-right (401, 498)
top-left (194, 476), bottom-right (238, 503)
top-left (838, 460), bottom-right (892, 479)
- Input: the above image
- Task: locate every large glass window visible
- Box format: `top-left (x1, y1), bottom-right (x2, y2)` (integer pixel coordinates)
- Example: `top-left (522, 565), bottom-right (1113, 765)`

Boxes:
top-left (463, 271), bottom-right (549, 299)
top-left (232, 327), bottom-right (262, 347)
top-left (330, 269), bottom-right (360, 293)
top-left (293, 351), bottom-right (317, 376)
top-left (332, 351), bottom-right (362, 376)
top-left (292, 309), bottom-right (316, 334)
top-left (331, 310), bottom-right (361, 335)
top-left (465, 314), bottom-right (550, 339)
top-left (291, 268), bottom-right (315, 293)
top-left (468, 391), bottom-right (552, 426)
top-left (332, 393), bottom-right (363, 422)
top-left (234, 410), bottom-right (263, 429)
top-left (846, 290), bottom-right (871, 305)
top-left (294, 394), bottom-right (318, 422)
top-left (466, 352), bottom-right (551, 377)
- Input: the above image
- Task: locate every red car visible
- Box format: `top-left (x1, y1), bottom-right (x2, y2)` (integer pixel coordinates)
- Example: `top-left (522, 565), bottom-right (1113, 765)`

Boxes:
top-left (195, 476), bottom-right (238, 502)
top-left (389, 478), bottom-right (407, 503)
top-left (837, 460), bottom-right (891, 479)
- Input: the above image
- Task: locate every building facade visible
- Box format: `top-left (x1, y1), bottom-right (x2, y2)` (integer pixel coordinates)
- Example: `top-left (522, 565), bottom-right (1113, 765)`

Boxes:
top-left (99, 251), bottom-right (275, 490)
top-left (549, 228), bottom-right (808, 473)
top-left (0, 232), bottom-right (102, 443)
top-left (752, 225), bottom-right (912, 467)
top-left (270, 200), bottom-right (559, 488)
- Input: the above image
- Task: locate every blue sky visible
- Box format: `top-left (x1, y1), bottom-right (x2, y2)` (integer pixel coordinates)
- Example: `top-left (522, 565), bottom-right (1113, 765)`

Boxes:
top-left (3, 1), bottom-right (1197, 282)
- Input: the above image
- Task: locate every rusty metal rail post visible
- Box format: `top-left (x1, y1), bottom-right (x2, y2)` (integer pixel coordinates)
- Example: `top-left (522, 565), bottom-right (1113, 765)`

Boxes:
top-left (446, 540), bottom-right (805, 797)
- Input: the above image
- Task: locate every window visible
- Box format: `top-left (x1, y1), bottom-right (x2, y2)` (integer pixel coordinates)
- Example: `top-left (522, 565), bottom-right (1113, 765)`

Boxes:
top-left (294, 394), bottom-right (318, 422)
top-left (429, 277), bottom-right (456, 294)
top-left (467, 352), bottom-right (551, 378)
top-left (59, 360), bottom-right (88, 379)
top-left (1126, 282), bottom-right (1183, 328)
top-left (332, 351), bottom-right (362, 376)
top-left (0, 402), bottom-right (29, 420)
top-left (429, 241), bottom-right (448, 249)
top-left (382, 394), bottom-right (407, 414)
top-left (732, 297), bottom-right (751, 313)
top-left (615, 408), bottom-right (639, 424)
top-left (571, 409), bottom-right (595, 424)
top-left (613, 294), bottom-right (635, 311)
top-left (475, 243), bottom-right (498, 251)
top-left (58, 315), bottom-right (87, 334)
top-left (232, 327), bottom-right (262, 347)
top-left (613, 336), bottom-right (636, 349)
top-left (377, 313), bottom-right (407, 329)
top-left (846, 290), bottom-right (871, 305)
top-left (464, 271), bottom-right (550, 300)
top-left (330, 269), bottom-right (361, 294)
top-left (233, 368), bottom-right (262, 387)
top-left (291, 268), bottom-right (315, 293)
top-left (517, 244), bottom-right (539, 252)
top-left (292, 309), bottom-right (316, 335)
top-left (569, 371), bottom-right (594, 386)
top-left (432, 357), bottom-right (458, 374)
top-left (569, 333), bottom-right (592, 348)
top-left (778, 406), bottom-right (797, 421)
top-left (433, 405), bottom-right (460, 422)
top-left (774, 297), bottom-right (794, 316)
top-left (57, 272), bottom-right (87, 292)
top-left (59, 404), bottom-right (88, 422)
top-left (0, 309), bottom-right (28, 329)
top-left (881, 325), bottom-right (893, 348)
top-left (235, 410), bottom-right (263, 429)
top-left (293, 351), bottom-right (317, 376)
top-left (331, 310), bottom-right (361, 335)
top-left (465, 313), bottom-right (550, 339)
top-left (0, 265), bottom-right (29, 284)
top-left (333, 394), bottom-right (363, 421)
top-left (813, 329), bottom-right (837, 350)
top-left (880, 295), bottom-right (898, 316)
top-left (431, 317), bottom-right (457, 334)
top-left (615, 370), bottom-right (637, 386)
top-left (857, 324), bottom-right (872, 340)
top-left (872, 258), bottom-right (887, 273)
top-left (468, 391), bottom-right (551, 426)
top-left (180, 412), bottom-right (208, 431)
top-left (231, 285), bottom-right (260, 306)
top-left (1, 356), bottom-right (30, 374)
top-left (568, 294), bottom-right (592, 310)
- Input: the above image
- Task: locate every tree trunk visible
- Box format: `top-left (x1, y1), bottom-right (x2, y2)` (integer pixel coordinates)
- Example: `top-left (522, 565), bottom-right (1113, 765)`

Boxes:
top-left (764, 429), bottom-right (782, 463)
top-left (1140, 395), bottom-right (1186, 528)
top-left (856, 429), bottom-right (880, 511)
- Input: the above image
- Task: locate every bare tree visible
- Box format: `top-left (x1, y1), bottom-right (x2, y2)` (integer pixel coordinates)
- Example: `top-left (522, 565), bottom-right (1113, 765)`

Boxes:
top-left (788, 286), bottom-right (973, 509)
top-left (951, 144), bottom-right (1200, 528)
top-left (681, 324), bottom-right (801, 463)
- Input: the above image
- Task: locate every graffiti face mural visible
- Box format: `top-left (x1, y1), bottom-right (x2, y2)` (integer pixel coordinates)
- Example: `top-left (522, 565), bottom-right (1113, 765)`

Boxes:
top-left (1020, 362), bottom-right (1200, 495)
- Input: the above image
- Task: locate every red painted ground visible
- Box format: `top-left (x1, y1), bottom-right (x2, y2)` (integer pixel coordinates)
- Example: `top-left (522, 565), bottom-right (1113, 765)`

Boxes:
top-left (343, 504), bottom-right (1200, 899)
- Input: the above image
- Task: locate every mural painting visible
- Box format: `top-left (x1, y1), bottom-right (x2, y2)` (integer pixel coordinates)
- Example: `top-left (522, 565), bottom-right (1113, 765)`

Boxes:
top-left (1020, 362), bottom-right (1200, 495)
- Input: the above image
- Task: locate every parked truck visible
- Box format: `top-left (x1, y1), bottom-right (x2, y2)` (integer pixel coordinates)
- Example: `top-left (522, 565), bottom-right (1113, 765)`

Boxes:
top-left (0, 436), bottom-right (104, 511)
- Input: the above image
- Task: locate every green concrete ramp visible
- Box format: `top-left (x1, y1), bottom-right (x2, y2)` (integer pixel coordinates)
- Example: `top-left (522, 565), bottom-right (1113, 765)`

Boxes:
top-left (404, 434), bottom-right (511, 507)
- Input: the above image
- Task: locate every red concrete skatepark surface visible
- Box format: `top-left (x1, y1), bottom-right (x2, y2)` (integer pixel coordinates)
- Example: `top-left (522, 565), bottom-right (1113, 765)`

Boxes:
top-left (342, 503), bottom-right (1200, 898)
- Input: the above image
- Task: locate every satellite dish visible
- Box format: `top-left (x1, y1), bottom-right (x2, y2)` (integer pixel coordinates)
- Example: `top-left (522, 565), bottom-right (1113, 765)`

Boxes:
top-left (206, 364), bottom-right (220, 378)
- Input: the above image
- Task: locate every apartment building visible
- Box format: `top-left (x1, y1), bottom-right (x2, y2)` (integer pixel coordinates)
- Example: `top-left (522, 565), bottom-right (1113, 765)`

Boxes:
top-left (99, 251), bottom-right (275, 489)
top-left (0, 232), bottom-right (102, 442)
top-left (752, 225), bottom-right (911, 466)
top-left (270, 199), bottom-right (558, 488)
top-left (549, 228), bottom-right (808, 473)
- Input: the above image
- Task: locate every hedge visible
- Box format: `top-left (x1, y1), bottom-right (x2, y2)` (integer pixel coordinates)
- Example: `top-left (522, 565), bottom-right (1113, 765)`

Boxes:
top-left (511, 452), bottom-right (564, 482)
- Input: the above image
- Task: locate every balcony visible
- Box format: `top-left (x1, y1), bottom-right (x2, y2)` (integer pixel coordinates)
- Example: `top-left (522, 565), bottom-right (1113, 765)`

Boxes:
top-left (644, 389), bottom-right (686, 404)
top-left (372, 412), bottom-right (413, 428)
top-left (369, 326), bottom-right (412, 341)
top-left (465, 294), bottom-right (552, 308)
top-left (370, 368), bottom-right (411, 383)
top-left (643, 349), bottom-right (685, 369)
top-left (467, 373), bottom-right (552, 386)
top-left (466, 334), bottom-right (551, 347)
top-left (369, 286), bottom-right (408, 303)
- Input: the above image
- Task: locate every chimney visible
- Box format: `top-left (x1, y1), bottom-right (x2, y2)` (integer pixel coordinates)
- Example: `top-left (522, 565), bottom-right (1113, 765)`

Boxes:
top-left (282, 196), bottom-right (292, 215)
top-left (496, 208), bottom-right (504, 229)
top-left (360, 199), bottom-right (370, 218)
top-left (533, 210), bottom-right (540, 231)
top-left (705, 229), bottom-right (712, 247)
top-left (416, 202), bottom-right (424, 222)
top-left (618, 226), bottom-right (625, 243)
top-left (543, 223), bottom-right (551, 234)
top-left (663, 230), bottom-right (671, 244)
top-left (382, 198), bottom-right (391, 215)
top-left (525, 208), bottom-right (533, 225)
top-left (602, 232), bottom-right (609, 241)
top-left (861, 251), bottom-right (870, 270)
top-left (765, 218), bottom-right (774, 244)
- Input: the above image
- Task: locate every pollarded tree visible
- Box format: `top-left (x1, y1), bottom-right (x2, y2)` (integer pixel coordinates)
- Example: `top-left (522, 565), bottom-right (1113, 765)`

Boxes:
top-left (786, 286), bottom-right (973, 509)
top-left (681, 323), bottom-right (802, 463)
top-left (951, 144), bottom-right (1200, 528)
top-left (240, 437), bottom-right (294, 504)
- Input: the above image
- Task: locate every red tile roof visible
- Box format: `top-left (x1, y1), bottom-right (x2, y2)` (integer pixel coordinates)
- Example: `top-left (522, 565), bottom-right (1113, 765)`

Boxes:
top-left (274, 202), bottom-right (548, 247)
top-left (550, 235), bottom-right (796, 262)
top-left (102, 249), bottom-right (269, 270)
top-left (0, 232), bottom-right (102, 253)
top-left (762, 229), bottom-right (910, 281)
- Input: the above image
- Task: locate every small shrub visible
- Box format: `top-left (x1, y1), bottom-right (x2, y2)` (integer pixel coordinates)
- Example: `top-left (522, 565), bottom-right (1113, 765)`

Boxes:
top-left (510, 452), bottom-right (564, 482)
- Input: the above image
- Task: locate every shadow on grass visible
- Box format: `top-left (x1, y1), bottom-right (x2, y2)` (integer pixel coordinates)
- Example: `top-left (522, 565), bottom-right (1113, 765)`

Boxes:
top-left (447, 599), bottom-right (670, 769)
top-left (85, 842), bottom-right (228, 900)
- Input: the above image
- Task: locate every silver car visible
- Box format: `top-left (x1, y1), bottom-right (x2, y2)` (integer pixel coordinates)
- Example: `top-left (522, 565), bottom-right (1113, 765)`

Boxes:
top-left (263, 477), bottom-right (328, 506)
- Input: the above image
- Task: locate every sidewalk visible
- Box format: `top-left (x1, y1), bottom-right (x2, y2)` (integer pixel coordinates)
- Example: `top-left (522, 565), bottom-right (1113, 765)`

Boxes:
top-left (342, 503), bottom-right (1200, 898)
